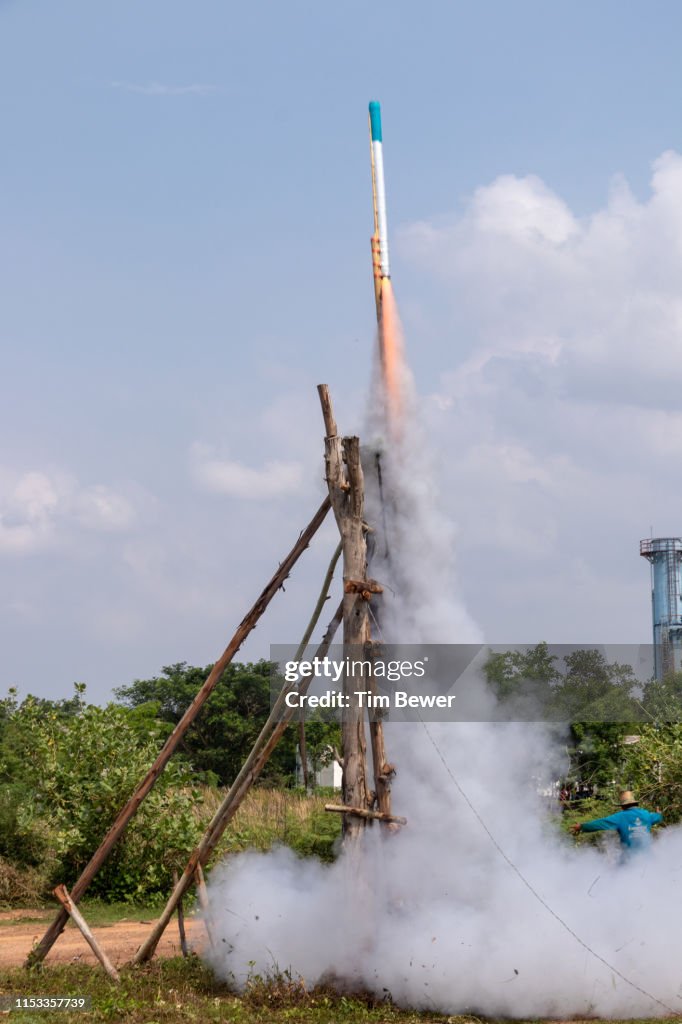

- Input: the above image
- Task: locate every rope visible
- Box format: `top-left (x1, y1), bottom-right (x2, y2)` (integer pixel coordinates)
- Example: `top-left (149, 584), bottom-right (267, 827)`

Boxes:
top-left (417, 716), bottom-right (677, 1016)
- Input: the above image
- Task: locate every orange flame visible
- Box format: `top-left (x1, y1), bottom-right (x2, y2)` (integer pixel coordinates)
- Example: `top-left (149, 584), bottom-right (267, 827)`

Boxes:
top-left (379, 276), bottom-right (403, 437)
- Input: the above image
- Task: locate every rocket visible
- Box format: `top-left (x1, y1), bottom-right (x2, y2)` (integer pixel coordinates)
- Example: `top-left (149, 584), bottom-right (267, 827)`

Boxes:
top-left (368, 100), bottom-right (402, 432)
top-left (369, 100), bottom-right (391, 320)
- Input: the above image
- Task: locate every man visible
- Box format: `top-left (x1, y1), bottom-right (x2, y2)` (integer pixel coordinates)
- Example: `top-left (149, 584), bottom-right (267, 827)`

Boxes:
top-left (571, 791), bottom-right (663, 855)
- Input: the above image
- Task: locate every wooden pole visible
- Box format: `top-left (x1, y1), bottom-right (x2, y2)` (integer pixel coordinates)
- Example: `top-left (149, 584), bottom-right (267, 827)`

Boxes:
top-left (366, 642), bottom-right (394, 818)
top-left (133, 601), bottom-right (344, 963)
top-left (52, 885), bottom-right (120, 982)
top-left (27, 498), bottom-right (331, 968)
top-left (317, 384), bottom-right (372, 840)
top-left (295, 540), bottom-right (341, 790)
top-left (298, 721), bottom-right (309, 791)
top-left (364, 466), bottom-right (395, 820)
top-left (369, 716), bottom-right (395, 817)
top-left (173, 869), bottom-right (189, 957)
top-left (325, 804), bottom-right (406, 825)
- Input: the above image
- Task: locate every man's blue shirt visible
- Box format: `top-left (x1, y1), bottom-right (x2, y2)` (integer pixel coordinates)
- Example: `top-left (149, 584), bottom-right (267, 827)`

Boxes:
top-left (581, 807), bottom-right (662, 850)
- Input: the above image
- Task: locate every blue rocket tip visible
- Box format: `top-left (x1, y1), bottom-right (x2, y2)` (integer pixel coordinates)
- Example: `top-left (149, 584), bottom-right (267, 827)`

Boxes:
top-left (369, 101), bottom-right (383, 142)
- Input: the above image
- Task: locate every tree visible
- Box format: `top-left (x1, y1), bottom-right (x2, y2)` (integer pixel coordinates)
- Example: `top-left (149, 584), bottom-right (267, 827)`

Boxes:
top-left (114, 661), bottom-right (298, 786)
top-left (640, 671), bottom-right (682, 724)
top-left (484, 644), bottom-right (646, 792)
top-left (115, 661), bottom-right (342, 789)
top-left (548, 650), bottom-right (642, 724)
top-left (620, 724), bottom-right (682, 823)
top-left (484, 641), bottom-right (559, 708)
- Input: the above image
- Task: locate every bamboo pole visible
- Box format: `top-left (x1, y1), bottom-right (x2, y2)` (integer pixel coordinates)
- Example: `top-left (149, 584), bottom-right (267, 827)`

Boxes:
top-left (27, 498), bottom-right (331, 968)
top-left (133, 599), bottom-right (344, 963)
top-left (52, 885), bottom-right (120, 982)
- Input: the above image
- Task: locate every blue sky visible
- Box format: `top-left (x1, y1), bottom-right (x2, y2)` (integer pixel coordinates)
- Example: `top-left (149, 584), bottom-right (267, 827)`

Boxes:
top-left (3, 1), bottom-right (682, 699)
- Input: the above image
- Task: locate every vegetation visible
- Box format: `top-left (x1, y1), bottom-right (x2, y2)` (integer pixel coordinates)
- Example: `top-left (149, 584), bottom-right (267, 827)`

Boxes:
top-left (0, 685), bottom-right (203, 901)
top-left (0, 960), bottom-right (667, 1024)
top-left (485, 643), bottom-right (682, 823)
top-left (0, 653), bottom-right (680, 1021)
top-left (0, 667), bottom-right (341, 905)
top-left (1, 646), bottom-right (681, 907)
top-left (114, 661), bottom-right (340, 787)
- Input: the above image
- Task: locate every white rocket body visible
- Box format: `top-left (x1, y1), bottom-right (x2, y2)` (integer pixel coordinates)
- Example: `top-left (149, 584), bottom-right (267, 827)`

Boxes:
top-left (369, 101), bottom-right (391, 279)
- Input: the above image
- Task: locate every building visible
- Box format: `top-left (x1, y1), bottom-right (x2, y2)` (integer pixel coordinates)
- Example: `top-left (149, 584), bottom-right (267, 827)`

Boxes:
top-left (640, 537), bottom-right (682, 680)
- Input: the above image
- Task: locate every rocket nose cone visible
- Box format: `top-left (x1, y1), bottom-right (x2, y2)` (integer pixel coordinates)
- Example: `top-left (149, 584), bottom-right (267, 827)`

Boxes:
top-left (369, 101), bottom-right (383, 142)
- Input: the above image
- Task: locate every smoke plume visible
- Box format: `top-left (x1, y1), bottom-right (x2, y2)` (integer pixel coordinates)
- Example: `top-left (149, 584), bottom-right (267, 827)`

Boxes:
top-left (204, 296), bottom-right (682, 1019)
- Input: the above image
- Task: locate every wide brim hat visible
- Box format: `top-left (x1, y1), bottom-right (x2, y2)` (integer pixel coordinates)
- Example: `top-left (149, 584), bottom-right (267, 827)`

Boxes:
top-left (619, 790), bottom-right (637, 806)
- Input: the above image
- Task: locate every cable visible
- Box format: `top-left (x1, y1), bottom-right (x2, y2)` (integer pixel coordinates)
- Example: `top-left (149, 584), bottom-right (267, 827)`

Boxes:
top-left (417, 716), bottom-right (677, 1017)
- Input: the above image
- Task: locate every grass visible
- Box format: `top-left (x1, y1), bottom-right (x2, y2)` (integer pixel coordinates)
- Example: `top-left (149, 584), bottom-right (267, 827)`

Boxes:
top-left (0, 958), bottom-right (450, 1024)
top-left (0, 959), bottom-right (670, 1024)
top-left (205, 785), bottom-right (342, 863)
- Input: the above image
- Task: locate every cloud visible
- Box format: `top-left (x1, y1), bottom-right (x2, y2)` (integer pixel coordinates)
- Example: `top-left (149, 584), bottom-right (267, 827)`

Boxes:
top-left (0, 472), bottom-right (59, 554)
top-left (74, 485), bottom-right (135, 532)
top-left (190, 444), bottom-right (304, 499)
top-left (402, 152), bottom-right (682, 399)
top-left (397, 151), bottom-right (682, 640)
top-left (110, 80), bottom-right (216, 96)
top-left (0, 469), bottom-right (136, 555)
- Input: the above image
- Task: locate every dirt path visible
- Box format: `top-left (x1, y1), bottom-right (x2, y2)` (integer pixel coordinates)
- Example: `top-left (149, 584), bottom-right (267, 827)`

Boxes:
top-left (0, 913), bottom-right (204, 968)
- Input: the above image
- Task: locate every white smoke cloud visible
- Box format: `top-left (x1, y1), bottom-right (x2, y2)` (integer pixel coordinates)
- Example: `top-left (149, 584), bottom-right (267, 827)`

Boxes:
top-left (206, 720), bottom-right (682, 1016)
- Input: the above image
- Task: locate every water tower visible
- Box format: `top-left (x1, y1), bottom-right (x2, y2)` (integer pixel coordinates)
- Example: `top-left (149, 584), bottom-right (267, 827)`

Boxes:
top-left (640, 537), bottom-right (682, 680)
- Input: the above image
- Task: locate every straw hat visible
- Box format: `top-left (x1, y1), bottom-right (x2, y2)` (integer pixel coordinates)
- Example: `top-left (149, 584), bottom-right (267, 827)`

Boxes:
top-left (619, 790), bottom-right (637, 806)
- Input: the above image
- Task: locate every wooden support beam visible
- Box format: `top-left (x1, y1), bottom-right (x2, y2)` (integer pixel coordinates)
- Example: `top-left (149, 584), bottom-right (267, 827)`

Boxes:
top-left (318, 384), bottom-right (373, 840)
top-left (173, 869), bottom-right (189, 957)
top-left (369, 718), bottom-right (395, 817)
top-left (324, 804), bottom-right (406, 826)
top-left (296, 540), bottom-right (342, 791)
top-left (52, 885), bottom-right (120, 982)
top-left (132, 598), bottom-right (344, 964)
top-left (26, 499), bottom-right (331, 969)
top-left (364, 643), bottom-right (395, 819)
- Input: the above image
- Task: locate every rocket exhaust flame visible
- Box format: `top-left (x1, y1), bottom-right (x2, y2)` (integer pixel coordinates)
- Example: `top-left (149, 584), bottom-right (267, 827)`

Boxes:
top-left (378, 277), bottom-right (404, 435)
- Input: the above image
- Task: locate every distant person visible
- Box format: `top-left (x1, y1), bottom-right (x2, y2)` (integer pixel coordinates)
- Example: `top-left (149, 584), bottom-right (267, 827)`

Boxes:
top-left (571, 791), bottom-right (662, 855)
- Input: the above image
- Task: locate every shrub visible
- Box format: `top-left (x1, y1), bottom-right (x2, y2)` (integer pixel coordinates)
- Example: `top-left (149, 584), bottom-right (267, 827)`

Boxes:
top-left (0, 688), bottom-right (204, 900)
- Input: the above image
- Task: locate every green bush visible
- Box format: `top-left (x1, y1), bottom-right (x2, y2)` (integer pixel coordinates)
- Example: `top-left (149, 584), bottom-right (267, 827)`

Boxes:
top-left (0, 687), bottom-right (204, 900)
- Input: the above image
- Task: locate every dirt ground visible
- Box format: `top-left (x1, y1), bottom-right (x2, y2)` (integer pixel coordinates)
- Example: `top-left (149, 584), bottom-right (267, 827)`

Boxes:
top-left (0, 910), bottom-right (204, 968)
